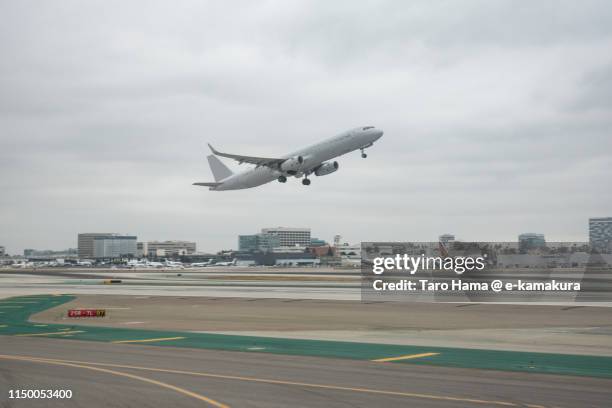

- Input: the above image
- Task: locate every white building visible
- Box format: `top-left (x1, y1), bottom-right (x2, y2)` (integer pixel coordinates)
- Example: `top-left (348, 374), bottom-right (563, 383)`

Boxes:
top-left (261, 227), bottom-right (311, 247)
top-left (439, 234), bottom-right (455, 244)
top-left (145, 241), bottom-right (196, 257)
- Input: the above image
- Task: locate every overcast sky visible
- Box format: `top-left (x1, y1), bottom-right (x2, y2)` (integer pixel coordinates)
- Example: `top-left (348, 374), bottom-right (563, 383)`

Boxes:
top-left (1, 1), bottom-right (611, 254)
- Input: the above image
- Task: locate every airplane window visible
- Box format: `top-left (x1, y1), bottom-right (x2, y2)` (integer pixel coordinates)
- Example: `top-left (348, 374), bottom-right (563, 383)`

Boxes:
top-left (362, 126), bottom-right (374, 130)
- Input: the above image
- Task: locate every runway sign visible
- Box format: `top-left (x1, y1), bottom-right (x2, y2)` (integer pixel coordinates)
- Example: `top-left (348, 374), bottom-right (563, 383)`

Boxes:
top-left (67, 309), bottom-right (106, 318)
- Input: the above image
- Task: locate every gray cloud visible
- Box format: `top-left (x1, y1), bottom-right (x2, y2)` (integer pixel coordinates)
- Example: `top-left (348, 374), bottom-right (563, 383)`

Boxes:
top-left (1, 0), bottom-right (611, 254)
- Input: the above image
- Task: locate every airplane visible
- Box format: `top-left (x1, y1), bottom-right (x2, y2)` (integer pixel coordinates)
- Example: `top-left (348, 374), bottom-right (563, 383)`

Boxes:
top-left (193, 126), bottom-right (383, 190)
top-left (214, 258), bottom-right (237, 266)
top-left (190, 260), bottom-right (214, 267)
top-left (164, 260), bottom-right (184, 269)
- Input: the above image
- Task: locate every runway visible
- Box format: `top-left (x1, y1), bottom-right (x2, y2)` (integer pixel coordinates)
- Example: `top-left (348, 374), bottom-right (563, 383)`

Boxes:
top-left (30, 294), bottom-right (612, 356)
top-left (2, 336), bottom-right (611, 408)
top-left (3, 267), bottom-right (612, 305)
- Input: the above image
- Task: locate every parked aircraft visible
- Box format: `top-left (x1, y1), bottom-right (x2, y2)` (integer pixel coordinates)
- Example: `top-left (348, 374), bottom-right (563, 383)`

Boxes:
top-left (194, 126), bottom-right (383, 190)
top-left (214, 258), bottom-right (237, 266)
top-left (190, 261), bottom-right (214, 267)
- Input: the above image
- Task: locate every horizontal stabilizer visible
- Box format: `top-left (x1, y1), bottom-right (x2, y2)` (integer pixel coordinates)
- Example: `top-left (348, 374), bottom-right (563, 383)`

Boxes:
top-left (193, 182), bottom-right (222, 187)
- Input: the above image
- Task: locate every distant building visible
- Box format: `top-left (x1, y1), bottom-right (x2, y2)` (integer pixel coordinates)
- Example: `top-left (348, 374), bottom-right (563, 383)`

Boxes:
top-left (23, 248), bottom-right (77, 259)
top-left (137, 242), bottom-right (148, 258)
top-left (310, 238), bottom-right (327, 247)
top-left (271, 246), bottom-right (308, 253)
top-left (261, 227), bottom-right (311, 247)
top-left (518, 233), bottom-right (546, 253)
top-left (238, 234), bottom-right (280, 252)
top-left (93, 235), bottom-right (137, 259)
top-left (589, 217), bottom-right (612, 252)
top-left (439, 234), bottom-right (455, 244)
top-left (241, 251), bottom-right (319, 267)
top-left (309, 245), bottom-right (336, 258)
top-left (146, 241), bottom-right (196, 257)
top-left (78, 233), bottom-right (118, 258)
top-left (337, 243), bottom-right (361, 266)
top-left (0, 246), bottom-right (5, 256)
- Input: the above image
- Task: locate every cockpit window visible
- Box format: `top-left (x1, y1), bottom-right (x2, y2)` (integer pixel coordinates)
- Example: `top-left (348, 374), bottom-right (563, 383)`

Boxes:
top-left (362, 126), bottom-right (374, 130)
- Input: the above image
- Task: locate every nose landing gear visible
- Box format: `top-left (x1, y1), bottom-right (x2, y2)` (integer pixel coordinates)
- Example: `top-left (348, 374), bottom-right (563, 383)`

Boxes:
top-left (278, 175), bottom-right (287, 183)
top-left (302, 178), bottom-right (311, 186)
top-left (360, 148), bottom-right (367, 158)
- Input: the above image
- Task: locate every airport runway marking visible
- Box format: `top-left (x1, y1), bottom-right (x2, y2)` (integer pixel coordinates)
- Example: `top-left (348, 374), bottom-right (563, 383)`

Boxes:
top-left (0, 354), bottom-right (229, 408)
top-left (113, 336), bottom-right (186, 344)
top-left (372, 352), bottom-right (440, 362)
top-left (0, 305), bottom-right (23, 308)
top-left (0, 324), bottom-right (7, 328)
top-left (15, 330), bottom-right (85, 337)
top-left (9, 356), bottom-right (532, 407)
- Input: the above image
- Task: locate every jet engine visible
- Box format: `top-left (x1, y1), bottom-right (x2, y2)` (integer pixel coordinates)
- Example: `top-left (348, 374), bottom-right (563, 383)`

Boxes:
top-left (280, 156), bottom-right (304, 173)
top-left (314, 161), bottom-right (339, 176)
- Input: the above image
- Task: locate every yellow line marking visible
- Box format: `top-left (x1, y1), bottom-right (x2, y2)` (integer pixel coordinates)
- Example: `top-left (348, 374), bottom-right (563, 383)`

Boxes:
top-left (0, 325), bottom-right (7, 328)
top-left (12, 356), bottom-right (521, 407)
top-left (372, 352), bottom-right (440, 362)
top-left (34, 324), bottom-right (48, 327)
top-left (0, 354), bottom-right (228, 408)
top-left (15, 330), bottom-right (84, 337)
top-left (113, 336), bottom-right (185, 344)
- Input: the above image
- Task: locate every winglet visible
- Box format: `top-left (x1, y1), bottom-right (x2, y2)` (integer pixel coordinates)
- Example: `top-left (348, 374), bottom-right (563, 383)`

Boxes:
top-left (208, 143), bottom-right (219, 155)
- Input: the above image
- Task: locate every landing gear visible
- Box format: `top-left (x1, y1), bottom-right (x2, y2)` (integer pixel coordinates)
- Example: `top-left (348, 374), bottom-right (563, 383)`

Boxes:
top-left (278, 175), bottom-right (287, 183)
top-left (302, 178), bottom-right (311, 186)
top-left (360, 148), bottom-right (367, 158)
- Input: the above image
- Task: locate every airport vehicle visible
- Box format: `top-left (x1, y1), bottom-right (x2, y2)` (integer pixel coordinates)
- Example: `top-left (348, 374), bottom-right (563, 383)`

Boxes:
top-left (194, 126), bottom-right (383, 190)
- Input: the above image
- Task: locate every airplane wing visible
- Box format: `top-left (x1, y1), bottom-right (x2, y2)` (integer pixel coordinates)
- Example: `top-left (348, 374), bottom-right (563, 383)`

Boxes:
top-left (208, 143), bottom-right (285, 167)
top-left (193, 182), bottom-right (222, 187)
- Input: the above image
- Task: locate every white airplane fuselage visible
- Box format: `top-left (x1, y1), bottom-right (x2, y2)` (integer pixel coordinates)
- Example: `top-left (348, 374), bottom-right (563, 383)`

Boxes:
top-left (209, 126), bottom-right (383, 191)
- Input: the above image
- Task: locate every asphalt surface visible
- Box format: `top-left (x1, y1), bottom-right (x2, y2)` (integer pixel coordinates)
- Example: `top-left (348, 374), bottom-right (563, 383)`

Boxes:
top-left (1, 337), bottom-right (611, 408)
top-left (29, 294), bottom-right (612, 356)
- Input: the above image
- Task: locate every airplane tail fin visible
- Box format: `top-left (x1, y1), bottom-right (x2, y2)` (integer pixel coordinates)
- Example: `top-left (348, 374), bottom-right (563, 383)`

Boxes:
top-left (207, 154), bottom-right (233, 181)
